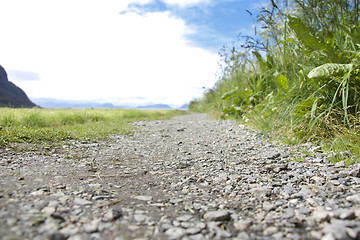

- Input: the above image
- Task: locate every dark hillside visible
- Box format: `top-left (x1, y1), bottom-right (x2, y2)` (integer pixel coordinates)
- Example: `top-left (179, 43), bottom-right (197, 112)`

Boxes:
top-left (0, 65), bottom-right (37, 108)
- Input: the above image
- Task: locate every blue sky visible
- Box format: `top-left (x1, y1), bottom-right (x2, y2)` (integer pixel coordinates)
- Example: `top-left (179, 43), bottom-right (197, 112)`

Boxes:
top-left (0, 0), bottom-right (265, 107)
top-left (125, 0), bottom-right (260, 49)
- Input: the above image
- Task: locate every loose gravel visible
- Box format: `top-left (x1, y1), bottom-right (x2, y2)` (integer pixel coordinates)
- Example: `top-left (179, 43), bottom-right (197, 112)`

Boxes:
top-left (1, 113), bottom-right (360, 240)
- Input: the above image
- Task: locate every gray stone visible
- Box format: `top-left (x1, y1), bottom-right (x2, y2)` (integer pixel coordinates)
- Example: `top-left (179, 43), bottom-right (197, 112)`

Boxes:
top-left (165, 227), bottom-right (186, 239)
top-left (73, 198), bottom-right (92, 206)
top-left (103, 209), bottom-right (122, 221)
top-left (234, 219), bottom-right (252, 231)
top-left (311, 209), bottom-right (329, 223)
top-left (133, 214), bottom-right (147, 223)
top-left (83, 219), bottom-right (100, 233)
top-left (203, 210), bottom-right (231, 221)
top-left (134, 195), bottom-right (153, 201)
top-left (282, 208), bottom-right (295, 219)
top-left (346, 194), bottom-right (360, 204)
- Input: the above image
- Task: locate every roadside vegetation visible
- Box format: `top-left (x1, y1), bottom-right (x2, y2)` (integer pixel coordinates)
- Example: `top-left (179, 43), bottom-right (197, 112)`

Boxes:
top-left (0, 108), bottom-right (185, 149)
top-left (190, 0), bottom-right (360, 164)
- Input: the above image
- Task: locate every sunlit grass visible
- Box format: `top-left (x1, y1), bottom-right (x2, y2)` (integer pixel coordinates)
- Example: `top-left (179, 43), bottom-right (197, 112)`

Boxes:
top-left (0, 108), bottom-right (186, 148)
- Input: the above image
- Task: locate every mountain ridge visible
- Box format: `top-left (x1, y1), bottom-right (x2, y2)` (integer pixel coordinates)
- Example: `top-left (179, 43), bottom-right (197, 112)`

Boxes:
top-left (0, 65), bottom-right (37, 108)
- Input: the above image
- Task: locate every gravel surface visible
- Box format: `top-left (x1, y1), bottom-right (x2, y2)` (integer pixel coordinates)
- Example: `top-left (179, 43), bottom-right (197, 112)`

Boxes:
top-left (1, 113), bottom-right (360, 240)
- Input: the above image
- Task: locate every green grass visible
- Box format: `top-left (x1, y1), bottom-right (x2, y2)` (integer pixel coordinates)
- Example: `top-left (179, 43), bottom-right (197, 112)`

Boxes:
top-left (0, 108), bottom-right (186, 148)
top-left (189, 0), bottom-right (360, 165)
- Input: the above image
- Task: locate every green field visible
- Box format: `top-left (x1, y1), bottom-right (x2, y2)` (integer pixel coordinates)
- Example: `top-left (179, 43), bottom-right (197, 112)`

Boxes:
top-left (0, 108), bottom-right (186, 149)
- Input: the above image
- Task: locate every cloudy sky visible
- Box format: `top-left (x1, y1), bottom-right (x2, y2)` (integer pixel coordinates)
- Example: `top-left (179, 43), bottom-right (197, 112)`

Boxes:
top-left (0, 0), bottom-right (264, 107)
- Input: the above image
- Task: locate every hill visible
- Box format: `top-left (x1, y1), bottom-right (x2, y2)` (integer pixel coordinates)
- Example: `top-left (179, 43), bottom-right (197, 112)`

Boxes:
top-left (0, 65), bottom-right (37, 108)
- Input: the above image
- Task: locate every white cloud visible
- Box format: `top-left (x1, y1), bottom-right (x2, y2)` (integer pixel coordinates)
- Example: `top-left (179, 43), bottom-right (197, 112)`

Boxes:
top-left (162, 0), bottom-right (210, 7)
top-left (0, 0), bottom-right (219, 106)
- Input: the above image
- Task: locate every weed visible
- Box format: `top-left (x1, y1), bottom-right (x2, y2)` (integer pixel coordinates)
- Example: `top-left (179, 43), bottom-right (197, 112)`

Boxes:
top-left (190, 0), bottom-right (360, 161)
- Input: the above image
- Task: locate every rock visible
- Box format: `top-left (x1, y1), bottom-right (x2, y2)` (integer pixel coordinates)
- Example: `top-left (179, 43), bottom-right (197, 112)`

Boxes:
top-left (186, 227), bottom-right (201, 235)
top-left (49, 232), bottom-right (68, 240)
top-left (82, 219), bottom-right (100, 233)
top-left (165, 227), bottom-right (186, 239)
top-left (234, 219), bottom-right (252, 231)
top-left (339, 210), bottom-right (356, 220)
top-left (311, 209), bottom-right (330, 223)
top-left (203, 210), bottom-right (231, 221)
top-left (282, 208), bottom-right (295, 219)
top-left (176, 215), bottom-right (193, 222)
top-left (73, 198), bottom-right (92, 206)
top-left (322, 221), bottom-right (350, 240)
top-left (263, 226), bottom-right (279, 236)
top-left (133, 214), bottom-right (147, 223)
top-left (103, 209), bottom-right (122, 221)
top-left (134, 196), bottom-right (153, 201)
top-left (42, 206), bottom-right (56, 215)
top-left (346, 194), bottom-right (360, 204)
top-left (263, 202), bottom-right (276, 211)
top-left (346, 227), bottom-right (360, 239)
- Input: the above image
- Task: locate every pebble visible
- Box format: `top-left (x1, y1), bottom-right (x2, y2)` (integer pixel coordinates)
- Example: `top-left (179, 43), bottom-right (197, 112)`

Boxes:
top-left (1, 113), bottom-right (360, 239)
top-left (203, 210), bottom-right (231, 221)
top-left (165, 227), bottom-right (186, 239)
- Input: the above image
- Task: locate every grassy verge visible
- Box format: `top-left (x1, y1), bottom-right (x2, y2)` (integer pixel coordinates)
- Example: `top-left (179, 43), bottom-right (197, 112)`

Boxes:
top-left (0, 108), bottom-right (186, 149)
top-left (190, 0), bottom-right (360, 165)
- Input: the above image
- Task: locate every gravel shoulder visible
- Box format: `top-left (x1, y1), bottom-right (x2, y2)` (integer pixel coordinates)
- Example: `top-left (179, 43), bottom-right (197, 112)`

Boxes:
top-left (1, 113), bottom-right (360, 240)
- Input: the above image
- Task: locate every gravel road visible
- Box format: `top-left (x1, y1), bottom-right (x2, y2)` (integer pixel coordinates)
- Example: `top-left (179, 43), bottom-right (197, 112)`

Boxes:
top-left (1, 113), bottom-right (360, 240)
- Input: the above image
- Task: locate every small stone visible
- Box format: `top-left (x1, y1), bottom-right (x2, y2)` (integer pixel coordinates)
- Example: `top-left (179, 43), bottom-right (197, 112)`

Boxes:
top-left (186, 227), bottom-right (201, 235)
top-left (60, 224), bottom-right (79, 236)
top-left (234, 219), bottom-right (252, 231)
top-left (176, 215), bottom-right (193, 222)
top-left (134, 195), bottom-right (153, 201)
top-left (74, 198), bottom-right (92, 206)
top-left (282, 208), bottom-right (295, 219)
top-left (134, 214), bottom-right (147, 223)
top-left (335, 161), bottom-right (346, 168)
top-left (311, 209), bottom-right (329, 223)
top-left (346, 194), bottom-right (360, 204)
top-left (349, 168), bottom-right (360, 177)
top-left (49, 232), bottom-right (67, 240)
top-left (38, 218), bottom-right (60, 234)
top-left (236, 232), bottom-right (251, 240)
top-left (264, 226), bottom-right (278, 236)
top-left (203, 210), bottom-right (231, 221)
top-left (165, 227), bottom-right (186, 239)
top-left (30, 189), bottom-right (45, 196)
top-left (321, 233), bottom-right (336, 240)
top-left (42, 206), bottom-right (56, 215)
top-left (346, 227), bottom-right (360, 239)
top-left (189, 234), bottom-right (206, 240)
top-left (322, 221), bottom-right (350, 240)
top-left (339, 210), bottom-right (356, 220)
top-left (83, 219), bottom-right (100, 233)
top-left (103, 209), bottom-right (122, 221)
top-left (263, 202), bottom-right (276, 211)
top-left (292, 185), bottom-right (312, 199)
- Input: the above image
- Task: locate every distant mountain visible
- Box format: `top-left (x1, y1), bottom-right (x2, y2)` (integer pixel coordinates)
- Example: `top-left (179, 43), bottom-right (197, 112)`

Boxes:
top-left (136, 103), bottom-right (172, 109)
top-left (179, 103), bottom-right (189, 110)
top-left (0, 65), bottom-right (37, 108)
top-left (32, 98), bottom-right (124, 109)
top-left (31, 98), bottom-right (189, 110)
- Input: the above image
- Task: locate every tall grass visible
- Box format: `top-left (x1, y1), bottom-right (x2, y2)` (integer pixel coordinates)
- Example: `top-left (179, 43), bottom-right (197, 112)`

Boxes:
top-left (0, 108), bottom-right (185, 147)
top-left (190, 0), bottom-right (360, 162)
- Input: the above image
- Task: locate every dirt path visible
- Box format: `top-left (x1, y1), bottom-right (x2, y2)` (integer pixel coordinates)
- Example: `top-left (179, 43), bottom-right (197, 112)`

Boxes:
top-left (1, 113), bottom-right (360, 240)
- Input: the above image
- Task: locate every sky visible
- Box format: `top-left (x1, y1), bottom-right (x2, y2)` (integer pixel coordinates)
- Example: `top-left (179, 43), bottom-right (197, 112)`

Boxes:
top-left (0, 0), bottom-right (264, 107)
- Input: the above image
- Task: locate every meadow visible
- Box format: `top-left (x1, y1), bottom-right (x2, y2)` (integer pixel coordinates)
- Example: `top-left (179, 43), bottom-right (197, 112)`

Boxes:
top-left (190, 0), bottom-right (360, 164)
top-left (0, 108), bottom-right (186, 148)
